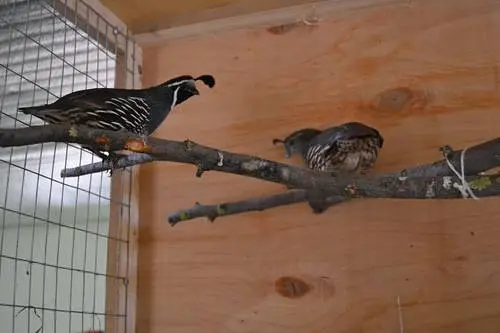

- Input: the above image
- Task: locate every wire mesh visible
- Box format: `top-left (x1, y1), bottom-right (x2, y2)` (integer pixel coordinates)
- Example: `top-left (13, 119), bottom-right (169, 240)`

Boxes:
top-left (0, 0), bottom-right (137, 332)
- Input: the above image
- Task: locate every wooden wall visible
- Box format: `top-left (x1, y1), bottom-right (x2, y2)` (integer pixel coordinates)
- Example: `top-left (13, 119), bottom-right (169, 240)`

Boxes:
top-left (137, 0), bottom-right (500, 331)
top-left (99, 0), bottom-right (319, 34)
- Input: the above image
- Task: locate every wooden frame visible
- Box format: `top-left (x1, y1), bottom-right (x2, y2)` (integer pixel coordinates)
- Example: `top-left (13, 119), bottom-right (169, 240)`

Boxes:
top-left (53, 1), bottom-right (143, 332)
top-left (105, 40), bottom-right (142, 333)
top-left (133, 0), bottom-right (403, 45)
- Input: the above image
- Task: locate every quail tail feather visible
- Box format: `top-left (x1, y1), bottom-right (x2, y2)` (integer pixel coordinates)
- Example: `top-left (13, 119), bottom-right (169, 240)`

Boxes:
top-left (19, 105), bottom-right (52, 115)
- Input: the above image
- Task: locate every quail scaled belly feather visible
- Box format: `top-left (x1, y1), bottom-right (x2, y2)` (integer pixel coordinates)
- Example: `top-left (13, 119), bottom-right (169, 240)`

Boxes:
top-left (18, 74), bottom-right (216, 169)
top-left (273, 121), bottom-right (384, 175)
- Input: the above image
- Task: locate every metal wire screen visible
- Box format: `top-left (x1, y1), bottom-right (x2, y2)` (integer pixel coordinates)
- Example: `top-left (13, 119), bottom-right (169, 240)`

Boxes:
top-left (0, 0), bottom-right (137, 332)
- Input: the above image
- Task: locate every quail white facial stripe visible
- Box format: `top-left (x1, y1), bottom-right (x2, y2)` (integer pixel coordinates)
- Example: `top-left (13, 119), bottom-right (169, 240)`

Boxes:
top-left (167, 79), bottom-right (191, 88)
top-left (170, 86), bottom-right (181, 109)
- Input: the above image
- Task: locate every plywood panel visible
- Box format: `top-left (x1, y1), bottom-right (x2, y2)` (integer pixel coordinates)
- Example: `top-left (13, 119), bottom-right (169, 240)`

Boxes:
top-left (98, 0), bottom-right (319, 34)
top-left (137, 0), bottom-right (500, 332)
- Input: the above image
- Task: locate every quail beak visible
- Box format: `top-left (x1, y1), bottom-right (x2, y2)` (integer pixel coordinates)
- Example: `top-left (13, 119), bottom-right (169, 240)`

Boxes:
top-left (186, 80), bottom-right (200, 95)
top-left (272, 138), bottom-right (292, 158)
top-left (283, 145), bottom-right (292, 158)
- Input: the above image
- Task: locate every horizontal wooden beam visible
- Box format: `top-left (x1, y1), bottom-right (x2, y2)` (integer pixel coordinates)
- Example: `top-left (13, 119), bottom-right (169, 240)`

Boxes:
top-left (134, 0), bottom-right (406, 45)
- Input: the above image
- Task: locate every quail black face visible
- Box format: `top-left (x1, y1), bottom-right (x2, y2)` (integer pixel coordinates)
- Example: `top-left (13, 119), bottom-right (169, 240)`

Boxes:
top-left (175, 80), bottom-right (199, 104)
top-left (273, 128), bottom-right (321, 158)
top-left (169, 75), bottom-right (216, 106)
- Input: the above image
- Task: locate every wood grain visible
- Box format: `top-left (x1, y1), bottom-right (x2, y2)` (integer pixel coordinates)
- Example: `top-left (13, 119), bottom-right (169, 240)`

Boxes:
top-left (137, 0), bottom-right (500, 332)
top-left (100, 0), bottom-right (320, 34)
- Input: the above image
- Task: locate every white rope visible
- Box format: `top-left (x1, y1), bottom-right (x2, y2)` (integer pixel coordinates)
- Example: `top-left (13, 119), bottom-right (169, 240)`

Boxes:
top-left (444, 147), bottom-right (479, 200)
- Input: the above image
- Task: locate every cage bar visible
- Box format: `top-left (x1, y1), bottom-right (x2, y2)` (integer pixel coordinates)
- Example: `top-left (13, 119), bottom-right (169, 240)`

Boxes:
top-left (0, 0), bottom-right (141, 332)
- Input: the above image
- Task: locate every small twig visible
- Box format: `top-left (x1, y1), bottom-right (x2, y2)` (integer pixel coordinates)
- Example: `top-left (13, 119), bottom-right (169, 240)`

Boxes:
top-left (60, 153), bottom-right (155, 177)
top-left (168, 190), bottom-right (346, 225)
top-left (169, 190), bottom-right (311, 225)
top-left (169, 172), bottom-right (500, 224)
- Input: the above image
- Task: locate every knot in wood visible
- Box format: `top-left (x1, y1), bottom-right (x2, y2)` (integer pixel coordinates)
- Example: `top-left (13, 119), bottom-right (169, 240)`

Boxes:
top-left (274, 276), bottom-right (310, 298)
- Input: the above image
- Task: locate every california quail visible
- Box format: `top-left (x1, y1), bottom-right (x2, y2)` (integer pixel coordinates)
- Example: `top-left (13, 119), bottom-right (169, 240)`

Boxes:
top-left (273, 121), bottom-right (384, 175)
top-left (19, 74), bottom-right (215, 167)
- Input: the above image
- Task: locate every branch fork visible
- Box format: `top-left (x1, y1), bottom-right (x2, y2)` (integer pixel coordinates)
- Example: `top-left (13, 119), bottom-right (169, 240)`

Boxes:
top-left (1, 124), bottom-right (499, 225)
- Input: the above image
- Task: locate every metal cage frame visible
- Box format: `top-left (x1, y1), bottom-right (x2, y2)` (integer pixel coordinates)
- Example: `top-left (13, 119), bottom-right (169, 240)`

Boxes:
top-left (0, 0), bottom-right (141, 332)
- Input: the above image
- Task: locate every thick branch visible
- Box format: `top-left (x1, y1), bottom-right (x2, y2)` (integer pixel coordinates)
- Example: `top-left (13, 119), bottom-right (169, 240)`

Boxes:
top-left (281, 141), bottom-right (500, 215)
top-left (0, 124), bottom-right (363, 190)
top-left (389, 142), bottom-right (500, 178)
top-left (3, 124), bottom-right (499, 189)
top-left (60, 134), bottom-right (500, 178)
top-left (2, 124), bottom-right (500, 226)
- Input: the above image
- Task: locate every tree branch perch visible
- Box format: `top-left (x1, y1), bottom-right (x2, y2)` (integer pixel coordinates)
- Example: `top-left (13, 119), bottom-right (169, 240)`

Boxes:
top-left (169, 173), bottom-right (500, 224)
top-left (168, 190), bottom-right (312, 225)
top-left (1, 124), bottom-right (500, 226)
top-left (0, 124), bottom-right (376, 190)
top-left (169, 140), bottom-right (500, 224)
